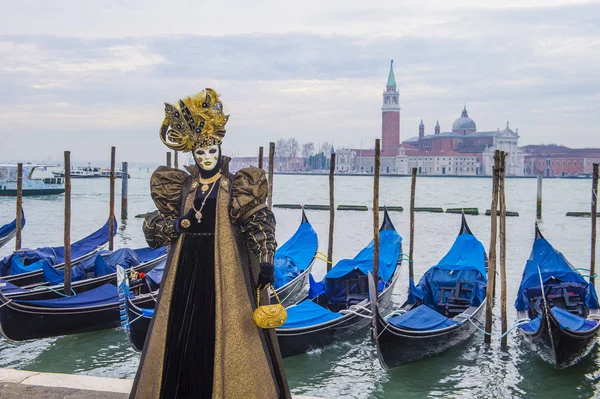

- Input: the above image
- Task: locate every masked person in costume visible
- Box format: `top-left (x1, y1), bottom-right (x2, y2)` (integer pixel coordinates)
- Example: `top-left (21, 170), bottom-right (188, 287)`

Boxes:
top-left (131, 88), bottom-right (291, 398)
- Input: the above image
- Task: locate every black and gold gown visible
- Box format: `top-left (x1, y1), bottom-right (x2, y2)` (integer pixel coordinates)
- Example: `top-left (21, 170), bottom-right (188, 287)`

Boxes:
top-left (132, 159), bottom-right (290, 399)
top-left (161, 186), bottom-right (217, 397)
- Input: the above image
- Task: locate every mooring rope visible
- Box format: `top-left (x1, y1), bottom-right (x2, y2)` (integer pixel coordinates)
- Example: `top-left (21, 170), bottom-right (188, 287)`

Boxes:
top-left (32, 285), bottom-right (76, 297)
top-left (128, 313), bottom-right (144, 325)
top-left (573, 268), bottom-right (597, 278)
top-left (314, 251), bottom-right (333, 265)
top-left (498, 318), bottom-right (531, 341)
top-left (458, 313), bottom-right (493, 336)
top-left (399, 254), bottom-right (413, 263)
top-left (0, 299), bottom-right (12, 309)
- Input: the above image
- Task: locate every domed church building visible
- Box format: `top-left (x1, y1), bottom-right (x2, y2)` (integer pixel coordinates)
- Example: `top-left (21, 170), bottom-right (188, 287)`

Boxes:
top-left (335, 60), bottom-right (525, 176)
top-left (402, 105), bottom-right (525, 176)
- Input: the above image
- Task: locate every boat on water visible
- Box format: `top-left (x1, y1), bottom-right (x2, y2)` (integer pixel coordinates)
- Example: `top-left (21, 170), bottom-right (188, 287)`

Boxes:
top-left (0, 211), bottom-right (26, 249)
top-left (275, 209), bottom-right (402, 358)
top-left (0, 260), bottom-right (163, 342)
top-left (119, 209), bottom-right (320, 351)
top-left (52, 165), bottom-right (102, 179)
top-left (0, 164), bottom-right (64, 196)
top-left (1, 246), bottom-right (167, 301)
top-left (99, 169), bottom-right (130, 178)
top-left (0, 218), bottom-right (116, 286)
top-left (370, 215), bottom-right (487, 368)
top-left (515, 225), bottom-right (600, 368)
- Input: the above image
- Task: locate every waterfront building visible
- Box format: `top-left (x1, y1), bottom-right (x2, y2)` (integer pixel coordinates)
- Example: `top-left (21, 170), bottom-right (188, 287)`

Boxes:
top-left (335, 60), bottom-right (525, 176)
top-left (523, 145), bottom-right (600, 177)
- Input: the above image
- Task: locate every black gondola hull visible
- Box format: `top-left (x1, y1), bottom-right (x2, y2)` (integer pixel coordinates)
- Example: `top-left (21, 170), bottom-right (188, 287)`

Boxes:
top-left (0, 232), bottom-right (16, 250)
top-left (276, 265), bottom-right (400, 358)
top-left (0, 294), bottom-right (155, 341)
top-left (519, 310), bottom-right (600, 368)
top-left (373, 302), bottom-right (485, 368)
top-left (126, 296), bottom-right (153, 351)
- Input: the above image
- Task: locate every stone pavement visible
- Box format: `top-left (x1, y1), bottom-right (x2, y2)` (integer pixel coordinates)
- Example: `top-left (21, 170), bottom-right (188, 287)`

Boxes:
top-left (0, 368), bottom-right (322, 398)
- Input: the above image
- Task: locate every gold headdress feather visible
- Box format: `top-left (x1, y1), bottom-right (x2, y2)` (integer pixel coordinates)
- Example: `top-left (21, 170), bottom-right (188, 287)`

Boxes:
top-left (159, 88), bottom-right (230, 152)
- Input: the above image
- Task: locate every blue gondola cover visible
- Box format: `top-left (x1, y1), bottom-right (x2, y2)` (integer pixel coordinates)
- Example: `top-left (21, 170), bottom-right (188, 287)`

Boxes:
top-left (408, 233), bottom-right (487, 309)
top-left (0, 218), bottom-right (116, 276)
top-left (309, 229), bottom-right (401, 304)
top-left (515, 237), bottom-right (599, 312)
top-left (273, 221), bottom-right (318, 289)
top-left (280, 300), bottom-right (343, 329)
top-left (388, 304), bottom-right (459, 331)
top-left (145, 260), bottom-right (166, 290)
top-left (551, 307), bottom-right (598, 332)
top-left (519, 315), bottom-right (542, 333)
top-left (41, 247), bottom-right (166, 285)
top-left (0, 213), bottom-right (25, 239)
top-left (14, 283), bottom-right (118, 308)
top-left (10, 257), bottom-right (51, 276)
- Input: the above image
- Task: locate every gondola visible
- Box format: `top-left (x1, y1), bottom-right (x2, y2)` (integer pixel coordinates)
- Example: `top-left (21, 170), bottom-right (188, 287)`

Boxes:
top-left (276, 209), bottom-right (402, 358)
top-left (0, 218), bottom-right (116, 286)
top-left (515, 225), bottom-right (600, 368)
top-left (0, 211), bottom-right (25, 249)
top-left (369, 214), bottom-right (487, 368)
top-left (1, 246), bottom-right (167, 301)
top-left (119, 209), bottom-right (320, 351)
top-left (0, 260), bottom-right (164, 341)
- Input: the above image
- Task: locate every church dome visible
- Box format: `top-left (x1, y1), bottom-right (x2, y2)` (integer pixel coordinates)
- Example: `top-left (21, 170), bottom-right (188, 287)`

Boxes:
top-left (452, 106), bottom-right (476, 131)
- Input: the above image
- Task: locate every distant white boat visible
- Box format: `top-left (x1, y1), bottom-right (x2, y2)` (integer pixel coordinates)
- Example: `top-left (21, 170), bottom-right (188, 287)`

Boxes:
top-left (0, 164), bottom-right (65, 197)
top-left (52, 165), bottom-right (102, 179)
top-left (99, 168), bottom-right (130, 179)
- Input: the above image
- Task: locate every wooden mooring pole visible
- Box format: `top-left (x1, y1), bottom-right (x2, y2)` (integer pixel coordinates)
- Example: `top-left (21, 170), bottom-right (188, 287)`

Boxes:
top-left (484, 150), bottom-right (500, 344)
top-left (591, 163), bottom-right (598, 288)
top-left (267, 142), bottom-right (275, 210)
top-left (409, 167), bottom-right (417, 281)
top-left (64, 151), bottom-right (72, 296)
top-left (536, 172), bottom-right (543, 220)
top-left (109, 147), bottom-right (116, 251)
top-left (327, 152), bottom-right (336, 270)
top-left (373, 139), bottom-right (381, 291)
top-left (174, 151), bottom-right (179, 169)
top-left (166, 152), bottom-right (172, 168)
top-left (258, 146), bottom-right (264, 169)
top-left (499, 151), bottom-right (508, 347)
top-left (121, 162), bottom-right (128, 220)
top-left (15, 163), bottom-right (23, 251)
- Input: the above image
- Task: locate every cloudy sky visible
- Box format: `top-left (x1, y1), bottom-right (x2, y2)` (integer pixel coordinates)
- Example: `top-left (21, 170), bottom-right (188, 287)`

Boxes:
top-left (1, 0), bottom-right (599, 164)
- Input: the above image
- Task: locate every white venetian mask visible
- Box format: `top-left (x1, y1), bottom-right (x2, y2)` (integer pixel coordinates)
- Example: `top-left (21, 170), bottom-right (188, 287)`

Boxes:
top-left (193, 144), bottom-right (220, 171)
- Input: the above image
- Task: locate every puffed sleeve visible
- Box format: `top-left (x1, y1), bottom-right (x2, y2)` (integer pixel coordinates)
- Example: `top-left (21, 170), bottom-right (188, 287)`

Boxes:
top-left (150, 166), bottom-right (189, 217)
top-left (231, 167), bottom-right (277, 263)
top-left (142, 166), bottom-right (188, 248)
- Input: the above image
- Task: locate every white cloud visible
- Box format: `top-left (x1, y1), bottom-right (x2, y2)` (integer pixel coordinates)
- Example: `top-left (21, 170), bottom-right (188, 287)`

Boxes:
top-left (0, 1), bottom-right (599, 162)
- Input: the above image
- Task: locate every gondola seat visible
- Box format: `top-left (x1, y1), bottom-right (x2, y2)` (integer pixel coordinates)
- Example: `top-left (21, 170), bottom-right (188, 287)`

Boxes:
top-left (436, 279), bottom-right (475, 317)
top-left (524, 282), bottom-right (588, 318)
top-left (388, 304), bottom-right (459, 331)
top-left (345, 274), bottom-right (368, 307)
top-left (280, 300), bottom-right (343, 329)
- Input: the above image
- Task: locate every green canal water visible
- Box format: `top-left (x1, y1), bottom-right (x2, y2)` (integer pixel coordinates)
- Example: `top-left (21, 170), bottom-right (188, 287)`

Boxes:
top-left (0, 170), bottom-right (598, 399)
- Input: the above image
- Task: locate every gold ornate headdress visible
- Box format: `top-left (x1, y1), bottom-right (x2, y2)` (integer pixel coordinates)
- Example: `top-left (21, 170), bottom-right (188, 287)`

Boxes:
top-left (159, 88), bottom-right (230, 152)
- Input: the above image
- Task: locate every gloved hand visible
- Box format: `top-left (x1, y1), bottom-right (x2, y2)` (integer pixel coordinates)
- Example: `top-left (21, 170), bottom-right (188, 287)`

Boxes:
top-left (175, 208), bottom-right (196, 233)
top-left (257, 262), bottom-right (274, 289)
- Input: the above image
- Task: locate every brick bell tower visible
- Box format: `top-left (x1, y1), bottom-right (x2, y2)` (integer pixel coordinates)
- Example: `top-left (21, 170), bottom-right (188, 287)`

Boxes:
top-left (382, 59), bottom-right (400, 154)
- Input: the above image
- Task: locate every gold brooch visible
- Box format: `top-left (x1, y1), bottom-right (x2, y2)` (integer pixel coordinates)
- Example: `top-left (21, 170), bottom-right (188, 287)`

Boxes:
top-left (180, 219), bottom-right (191, 229)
